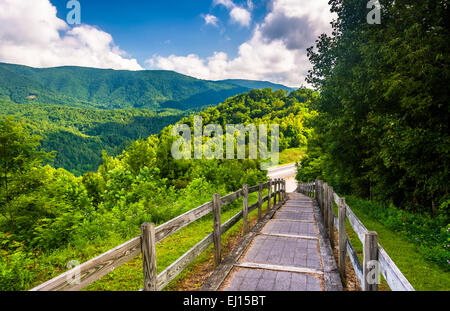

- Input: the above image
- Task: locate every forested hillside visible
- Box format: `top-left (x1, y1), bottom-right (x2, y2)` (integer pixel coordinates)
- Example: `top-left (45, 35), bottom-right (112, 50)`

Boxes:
top-left (219, 79), bottom-right (296, 93)
top-left (0, 62), bottom-right (298, 175)
top-left (0, 62), bottom-right (251, 110)
top-left (296, 0), bottom-right (449, 270)
top-left (0, 88), bottom-right (316, 290)
top-left (0, 99), bottom-right (186, 175)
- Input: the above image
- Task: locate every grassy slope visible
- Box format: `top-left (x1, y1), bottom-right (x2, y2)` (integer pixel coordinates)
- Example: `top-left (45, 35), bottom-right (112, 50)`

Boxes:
top-left (25, 190), bottom-right (268, 291)
top-left (334, 196), bottom-right (449, 291)
top-left (278, 148), bottom-right (305, 165)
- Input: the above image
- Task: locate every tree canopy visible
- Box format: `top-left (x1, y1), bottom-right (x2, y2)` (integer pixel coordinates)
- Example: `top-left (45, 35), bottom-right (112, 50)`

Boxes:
top-left (298, 0), bottom-right (449, 213)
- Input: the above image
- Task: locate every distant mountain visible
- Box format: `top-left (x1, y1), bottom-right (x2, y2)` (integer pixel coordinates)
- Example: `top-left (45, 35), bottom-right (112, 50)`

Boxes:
top-left (218, 79), bottom-right (297, 92)
top-left (0, 62), bottom-right (297, 175)
top-left (0, 62), bottom-right (296, 110)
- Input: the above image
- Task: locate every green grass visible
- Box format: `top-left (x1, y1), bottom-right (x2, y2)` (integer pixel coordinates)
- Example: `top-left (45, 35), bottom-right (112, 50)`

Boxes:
top-left (24, 189), bottom-right (270, 291)
top-left (333, 196), bottom-right (450, 291)
top-left (278, 148), bottom-right (305, 165)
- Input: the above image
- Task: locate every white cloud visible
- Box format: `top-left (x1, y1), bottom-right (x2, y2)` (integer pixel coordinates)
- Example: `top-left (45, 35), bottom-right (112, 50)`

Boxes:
top-left (230, 7), bottom-right (251, 27)
top-left (214, 0), bottom-right (252, 27)
top-left (202, 14), bottom-right (219, 27)
top-left (0, 0), bottom-right (142, 70)
top-left (247, 0), bottom-right (254, 11)
top-left (213, 0), bottom-right (235, 9)
top-left (147, 0), bottom-right (335, 87)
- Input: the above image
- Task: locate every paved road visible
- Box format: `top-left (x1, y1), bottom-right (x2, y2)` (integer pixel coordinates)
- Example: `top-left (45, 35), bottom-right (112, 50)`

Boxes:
top-left (220, 193), bottom-right (342, 291)
top-left (267, 163), bottom-right (298, 193)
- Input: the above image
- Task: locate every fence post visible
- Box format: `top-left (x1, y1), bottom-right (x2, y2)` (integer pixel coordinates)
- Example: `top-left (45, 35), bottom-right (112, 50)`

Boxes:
top-left (275, 179), bottom-right (278, 203)
top-left (320, 181), bottom-right (324, 208)
top-left (258, 182), bottom-right (263, 221)
top-left (338, 198), bottom-right (347, 279)
top-left (323, 183), bottom-right (328, 229)
top-left (213, 193), bottom-right (222, 266)
top-left (268, 179), bottom-right (272, 210)
top-left (363, 231), bottom-right (379, 291)
top-left (243, 184), bottom-right (249, 235)
top-left (280, 179), bottom-right (283, 202)
top-left (279, 179), bottom-right (282, 202)
top-left (273, 179), bottom-right (278, 206)
top-left (315, 180), bottom-right (319, 202)
top-left (328, 186), bottom-right (335, 248)
top-left (278, 179), bottom-right (282, 202)
top-left (141, 222), bottom-right (157, 291)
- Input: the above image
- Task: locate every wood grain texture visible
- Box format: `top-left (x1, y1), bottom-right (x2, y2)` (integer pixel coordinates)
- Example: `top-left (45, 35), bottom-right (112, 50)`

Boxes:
top-left (31, 181), bottom-right (271, 291)
top-left (155, 201), bottom-right (213, 243)
top-left (338, 198), bottom-right (347, 279)
top-left (363, 231), bottom-right (379, 291)
top-left (331, 191), bottom-right (368, 243)
top-left (346, 239), bottom-right (364, 286)
top-left (200, 199), bottom-right (282, 291)
top-left (141, 223), bottom-right (157, 291)
top-left (242, 184), bottom-right (249, 235)
top-left (328, 187), bottom-right (335, 248)
top-left (221, 190), bottom-right (243, 206)
top-left (248, 184), bottom-right (259, 194)
top-left (213, 193), bottom-right (222, 267)
top-left (323, 183), bottom-right (329, 230)
top-left (259, 232), bottom-right (319, 240)
top-left (258, 182), bottom-right (263, 221)
top-left (268, 179), bottom-right (272, 210)
top-left (300, 180), bottom-right (414, 292)
top-left (312, 196), bottom-right (343, 291)
top-left (378, 244), bottom-right (414, 291)
top-left (221, 210), bottom-right (243, 234)
top-left (273, 179), bottom-right (277, 206)
top-left (234, 262), bottom-right (324, 275)
top-left (345, 204), bottom-right (368, 244)
top-left (30, 236), bottom-right (141, 291)
top-left (156, 233), bottom-right (214, 290)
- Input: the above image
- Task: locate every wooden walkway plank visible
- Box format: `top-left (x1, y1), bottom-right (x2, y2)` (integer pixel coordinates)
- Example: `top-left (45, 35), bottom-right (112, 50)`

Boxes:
top-left (204, 192), bottom-right (343, 292)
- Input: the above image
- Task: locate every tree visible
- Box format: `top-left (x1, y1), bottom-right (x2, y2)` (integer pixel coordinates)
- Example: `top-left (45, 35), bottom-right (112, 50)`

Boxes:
top-left (303, 0), bottom-right (449, 211)
top-left (0, 117), bottom-right (54, 225)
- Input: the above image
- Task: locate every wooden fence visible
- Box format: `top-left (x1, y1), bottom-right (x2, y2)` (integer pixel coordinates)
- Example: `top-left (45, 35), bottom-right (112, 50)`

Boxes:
top-left (298, 181), bottom-right (415, 291)
top-left (30, 179), bottom-right (287, 291)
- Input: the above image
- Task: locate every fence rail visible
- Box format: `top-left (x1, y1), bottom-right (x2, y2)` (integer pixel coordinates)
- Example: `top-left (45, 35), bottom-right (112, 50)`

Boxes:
top-left (30, 179), bottom-right (287, 291)
top-left (297, 180), bottom-right (415, 291)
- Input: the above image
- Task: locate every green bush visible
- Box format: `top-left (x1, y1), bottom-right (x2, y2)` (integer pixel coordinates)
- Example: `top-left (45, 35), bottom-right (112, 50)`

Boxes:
top-left (346, 196), bottom-right (450, 270)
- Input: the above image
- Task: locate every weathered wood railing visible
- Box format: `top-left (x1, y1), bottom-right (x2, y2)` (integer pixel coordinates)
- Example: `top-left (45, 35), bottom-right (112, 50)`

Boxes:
top-left (298, 181), bottom-right (415, 291)
top-left (30, 178), bottom-right (287, 291)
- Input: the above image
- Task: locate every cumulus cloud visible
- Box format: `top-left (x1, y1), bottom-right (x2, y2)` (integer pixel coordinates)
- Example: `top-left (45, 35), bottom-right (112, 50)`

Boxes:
top-left (214, 0), bottom-right (252, 27)
top-left (202, 14), bottom-right (219, 27)
top-left (0, 0), bottom-right (142, 70)
top-left (213, 0), bottom-right (235, 9)
top-left (147, 0), bottom-right (335, 87)
top-left (229, 7), bottom-right (251, 27)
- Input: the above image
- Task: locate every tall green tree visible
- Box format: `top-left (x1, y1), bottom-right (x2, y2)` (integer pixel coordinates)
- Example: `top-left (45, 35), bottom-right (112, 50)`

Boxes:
top-left (302, 0), bottom-right (449, 211)
top-left (0, 117), bottom-right (54, 222)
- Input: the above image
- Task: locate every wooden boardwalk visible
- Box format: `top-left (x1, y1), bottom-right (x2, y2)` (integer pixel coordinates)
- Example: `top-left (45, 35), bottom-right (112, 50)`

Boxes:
top-left (203, 192), bottom-right (342, 291)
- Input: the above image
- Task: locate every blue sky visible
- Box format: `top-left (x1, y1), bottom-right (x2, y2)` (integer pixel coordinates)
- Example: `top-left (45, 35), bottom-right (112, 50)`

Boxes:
top-left (0, 0), bottom-right (335, 87)
top-left (50, 0), bottom-right (269, 61)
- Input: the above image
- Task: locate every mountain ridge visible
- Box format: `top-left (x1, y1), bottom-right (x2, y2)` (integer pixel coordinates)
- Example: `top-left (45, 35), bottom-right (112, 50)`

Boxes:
top-left (0, 62), bottom-right (296, 110)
